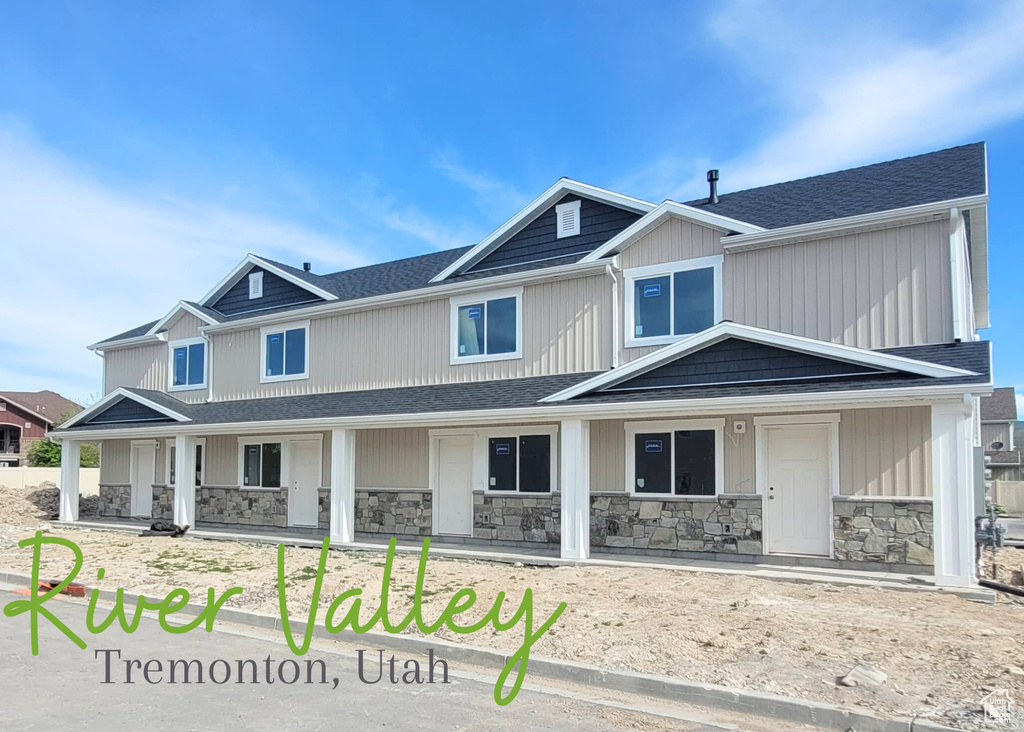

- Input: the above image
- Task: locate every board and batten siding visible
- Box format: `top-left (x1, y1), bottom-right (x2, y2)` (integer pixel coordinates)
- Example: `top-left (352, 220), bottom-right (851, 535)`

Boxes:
top-left (723, 220), bottom-right (953, 350)
top-left (588, 407), bottom-right (931, 497)
top-left (981, 423), bottom-right (1012, 450)
top-left (166, 313), bottom-right (207, 343)
top-left (356, 428), bottom-right (428, 489)
top-left (99, 439), bottom-right (131, 484)
top-left (103, 343), bottom-right (168, 396)
top-left (210, 274), bottom-right (612, 401)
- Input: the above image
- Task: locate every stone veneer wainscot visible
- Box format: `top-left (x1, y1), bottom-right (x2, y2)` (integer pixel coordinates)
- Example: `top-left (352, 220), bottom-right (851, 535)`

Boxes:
top-left (833, 497), bottom-right (933, 565)
top-left (473, 492), bottom-right (560, 544)
top-left (590, 494), bottom-right (763, 554)
top-left (98, 483), bottom-right (132, 518)
top-left (355, 489), bottom-right (432, 536)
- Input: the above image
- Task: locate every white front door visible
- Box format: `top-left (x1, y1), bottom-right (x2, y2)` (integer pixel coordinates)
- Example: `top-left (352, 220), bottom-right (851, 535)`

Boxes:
top-left (436, 435), bottom-right (474, 535)
top-left (765, 425), bottom-right (831, 556)
top-left (289, 440), bottom-right (321, 527)
top-left (130, 442), bottom-right (157, 518)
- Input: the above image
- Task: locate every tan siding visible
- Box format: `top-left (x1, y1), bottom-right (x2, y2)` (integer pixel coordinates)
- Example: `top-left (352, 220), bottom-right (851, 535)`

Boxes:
top-left (982, 423), bottom-right (1012, 450)
top-left (619, 217), bottom-right (723, 269)
top-left (100, 440), bottom-right (130, 484)
top-left (724, 220), bottom-right (953, 348)
top-left (211, 275), bottom-right (612, 401)
top-left (167, 313), bottom-right (206, 342)
top-left (839, 407), bottom-right (931, 496)
top-left (103, 343), bottom-right (168, 395)
top-left (205, 435), bottom-right (238, 486)
top-left (356, 428), bottom-right (428, 488)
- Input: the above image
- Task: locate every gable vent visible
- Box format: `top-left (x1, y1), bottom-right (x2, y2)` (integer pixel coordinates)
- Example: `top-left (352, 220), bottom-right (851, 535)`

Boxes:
top-left (248, 271), bottom-right (264, 300)
top-left (555, 200), bottom-right (581, 239)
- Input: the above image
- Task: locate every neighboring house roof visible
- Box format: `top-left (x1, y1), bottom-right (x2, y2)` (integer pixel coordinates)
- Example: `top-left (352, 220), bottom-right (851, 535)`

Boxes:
top-left (92, 143), bottom-right (990, 345)
top-left (987, 450), bottom-right (1021, 466)
top-left (55, 340), bottom-right (990, 434)
top-left (981, 387), bottom-right (1018, 421)
top-left (684, 143), bottom-right (987, 229)
top-left (0, 390), bottom-right (83, 425)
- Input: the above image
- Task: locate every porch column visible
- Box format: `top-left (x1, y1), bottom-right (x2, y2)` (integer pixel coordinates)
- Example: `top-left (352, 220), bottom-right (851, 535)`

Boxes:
top-left (931, 398), bottom-right (977, 587)
top-left (58, 439), bottom-right (81, 522)
top-left (173, 435), bottom-right (197, 527)
top-left (330, 428), bottom-right (356, 544)
top-left (560, 419), bottom-right (590, 560)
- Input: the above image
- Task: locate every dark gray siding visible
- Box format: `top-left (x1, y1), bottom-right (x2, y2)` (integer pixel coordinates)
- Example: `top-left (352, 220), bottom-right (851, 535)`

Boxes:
top-left (86, 398), bottom-right (175, 424)
top-left (211, 266), bottom-right (323, 316)
top-left (468, 195), bottom-right (641, 272)
top-left (609, 339), bottom-right (883, 391)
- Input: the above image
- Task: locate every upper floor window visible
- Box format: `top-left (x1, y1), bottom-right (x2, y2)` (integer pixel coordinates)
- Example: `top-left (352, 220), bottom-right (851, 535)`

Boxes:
top-left (624, 255), bottom-right (723, 348)
top-left (450, 288), bottom-right (523, 364)
top-left (168, 338), bottom-right (207, 391)
top-left (260, 320), bottom-right (309, 383)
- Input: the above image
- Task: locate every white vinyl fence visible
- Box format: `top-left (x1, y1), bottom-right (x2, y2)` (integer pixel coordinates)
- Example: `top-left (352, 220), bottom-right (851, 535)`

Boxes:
top-left (992, 480), bottom-right (1024, 517)
top-left (0, 467), bottom-right (100, 496)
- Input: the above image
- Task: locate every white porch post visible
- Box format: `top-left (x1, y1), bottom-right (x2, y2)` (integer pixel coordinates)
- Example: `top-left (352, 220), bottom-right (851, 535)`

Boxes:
top-left (330, 428), bottom-right (356, 544)
top-left (173, 435), bottom-right (197, 527)
top-left (931, 398), bottom-right (977, 587)
top-left (58, 440), bottom-right (81, 522)
top-left (560, 419), bottom-right (591, 560)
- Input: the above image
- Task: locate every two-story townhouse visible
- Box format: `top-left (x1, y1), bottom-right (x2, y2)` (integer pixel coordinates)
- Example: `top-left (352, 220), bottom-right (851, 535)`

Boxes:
top-left (980, 387), bottom-right (1020, 481)
top-left (54, 142), bottom-right (993, 588)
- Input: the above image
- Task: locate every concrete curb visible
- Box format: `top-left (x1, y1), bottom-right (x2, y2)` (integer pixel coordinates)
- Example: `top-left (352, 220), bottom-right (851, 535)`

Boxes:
top-left (0, 570), bottom-right (960, 732)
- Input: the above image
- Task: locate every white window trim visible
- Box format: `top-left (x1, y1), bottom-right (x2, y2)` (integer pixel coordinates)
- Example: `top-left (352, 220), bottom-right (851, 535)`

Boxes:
top-left (259, 320), bottom-right (310, 384)
top-left (429, 424), bottom-right (558, 495)
top-left (624, 418), bottom-right (725, 496)
top-left (249, 271), bottom-right (264, 300)
top-left (624, 254), bottom-right (723, 349)
top-left (236, 433), bottom-right (323, 491)
top-left (166, 437), bottom-right (207, 486)
top-left (167, 337), bottom-right (209, 392)
top-left (555, 200), bottom-right (581, 239)
top-left (449, 287), bottom-right (524, 365)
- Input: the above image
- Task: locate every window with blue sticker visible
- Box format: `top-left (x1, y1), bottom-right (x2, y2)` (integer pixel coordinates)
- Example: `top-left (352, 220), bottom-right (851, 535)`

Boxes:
top-left (629, 258), bottom-right (719, 343)
top-left (170, 339), bottom-right (206, 389)
top-left (454, 292), bottom-right (520, 361)
top-left (262, 323), bottom-right (308, 381)
top-left (634, 430), bottom-right (715, 495)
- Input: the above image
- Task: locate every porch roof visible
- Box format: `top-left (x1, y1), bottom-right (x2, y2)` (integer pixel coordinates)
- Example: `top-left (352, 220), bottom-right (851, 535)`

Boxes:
top-left (54, 340), bottom-right (991, 436)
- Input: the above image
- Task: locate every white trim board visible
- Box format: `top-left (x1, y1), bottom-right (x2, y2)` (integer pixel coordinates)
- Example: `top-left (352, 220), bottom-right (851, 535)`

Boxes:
top-left (430, 179), bottom-right (656, 283)
top-left (148, 301), bottom-right (221, 337)
top-left (540, 322), bottom-right (978, 403)
top-left (59, 388), bottom-right (192, 429)
top-left (580, 200), bottom-right (763, 263)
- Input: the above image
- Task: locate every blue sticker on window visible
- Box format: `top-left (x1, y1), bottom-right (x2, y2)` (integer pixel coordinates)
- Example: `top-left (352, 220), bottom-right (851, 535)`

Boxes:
top-left (269, 334), bottom-right (282, 344)
top-left (467, 306), bottom-right (482, 319)
top-left (642, 283), bottom-right (662, 298)
top-left (645, 439), bottom-right (663, 453)
top-left (494, 443), bottom-right (511, 455)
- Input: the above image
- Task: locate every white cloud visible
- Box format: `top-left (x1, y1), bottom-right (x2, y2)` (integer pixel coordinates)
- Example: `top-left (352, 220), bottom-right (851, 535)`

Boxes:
top-left (626, 0), bottom-right (1024, 200)
top-left (1016, 390), bottom-right (1024, 418)
top-left (0, 123), bottom-right (366, 402)
top-left (431, 150), bottom-right (529, 217)
top-left (381, 207), bottom-right (478, 251)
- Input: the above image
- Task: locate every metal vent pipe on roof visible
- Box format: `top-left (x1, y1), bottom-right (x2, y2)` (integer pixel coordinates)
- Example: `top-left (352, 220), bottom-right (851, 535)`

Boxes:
top-left (707, 169), bottom-right (720, 205)
top-left (303, 262), bottom-right (312, 272)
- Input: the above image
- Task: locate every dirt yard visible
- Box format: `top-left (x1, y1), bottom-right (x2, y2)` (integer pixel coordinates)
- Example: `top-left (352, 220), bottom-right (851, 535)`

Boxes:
top-left (2, 484), bottom-right (1023, 730)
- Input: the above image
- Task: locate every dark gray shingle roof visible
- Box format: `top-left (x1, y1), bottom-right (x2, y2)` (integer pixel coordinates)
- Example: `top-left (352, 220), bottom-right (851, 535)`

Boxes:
top-left (981, 387), bottom-right (1018, 421)
top-left (685, 143), bottom-right (986, 229)
top-left (59, 341), bottom-right (989, 433)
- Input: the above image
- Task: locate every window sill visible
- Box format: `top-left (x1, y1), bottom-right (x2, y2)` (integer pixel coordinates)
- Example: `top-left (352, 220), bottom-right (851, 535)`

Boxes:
top-left (259, 373), bottom-right (309, 384)
top-left (451, 351), bottom-right (522, 366)
top-left (169, 384), bottom-right (207, 392)
top-left (625, 333), bottom-right (702, 349)
top-left (239, 486), bottom-right (284, 492)
top-left (629, 492), bottom-right (723, 501)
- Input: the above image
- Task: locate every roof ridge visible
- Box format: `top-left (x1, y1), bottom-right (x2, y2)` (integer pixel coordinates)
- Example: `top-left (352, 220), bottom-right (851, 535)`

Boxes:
top-left (686, 142), bottom-right (985, 205)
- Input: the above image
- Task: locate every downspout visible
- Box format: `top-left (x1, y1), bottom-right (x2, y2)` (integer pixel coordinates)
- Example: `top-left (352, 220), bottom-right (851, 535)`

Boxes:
top-left (205, 333), bottom-right (214, 403)
top-left (949, 207), bottom-right (964, 342)
top-left (606, 256), bottom-right (621, 368)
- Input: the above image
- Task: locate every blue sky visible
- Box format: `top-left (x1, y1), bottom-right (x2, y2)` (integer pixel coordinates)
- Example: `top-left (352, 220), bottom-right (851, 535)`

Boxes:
top-left (1, 0), bottom-right (1022, 411)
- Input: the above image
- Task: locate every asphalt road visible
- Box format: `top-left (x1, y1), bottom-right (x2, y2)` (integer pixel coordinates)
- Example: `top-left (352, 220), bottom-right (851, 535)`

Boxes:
top-left (0, 588), bottom-right (751, 732)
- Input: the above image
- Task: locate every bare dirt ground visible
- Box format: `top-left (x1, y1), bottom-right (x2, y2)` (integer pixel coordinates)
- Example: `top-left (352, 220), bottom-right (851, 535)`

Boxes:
top-left (2, 484), bottom-right (1023, 730)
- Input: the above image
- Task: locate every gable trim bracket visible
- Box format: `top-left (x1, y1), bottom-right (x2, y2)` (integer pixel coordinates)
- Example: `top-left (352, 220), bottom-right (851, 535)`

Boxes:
top-left (429, 179), bottom-right (657, 283)
top-left (147, 301), bottom-right (222, 337)
top-left (58, 388), bottom-right (192, 430)
top-left (539, 322), bottom-right (978, 403)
